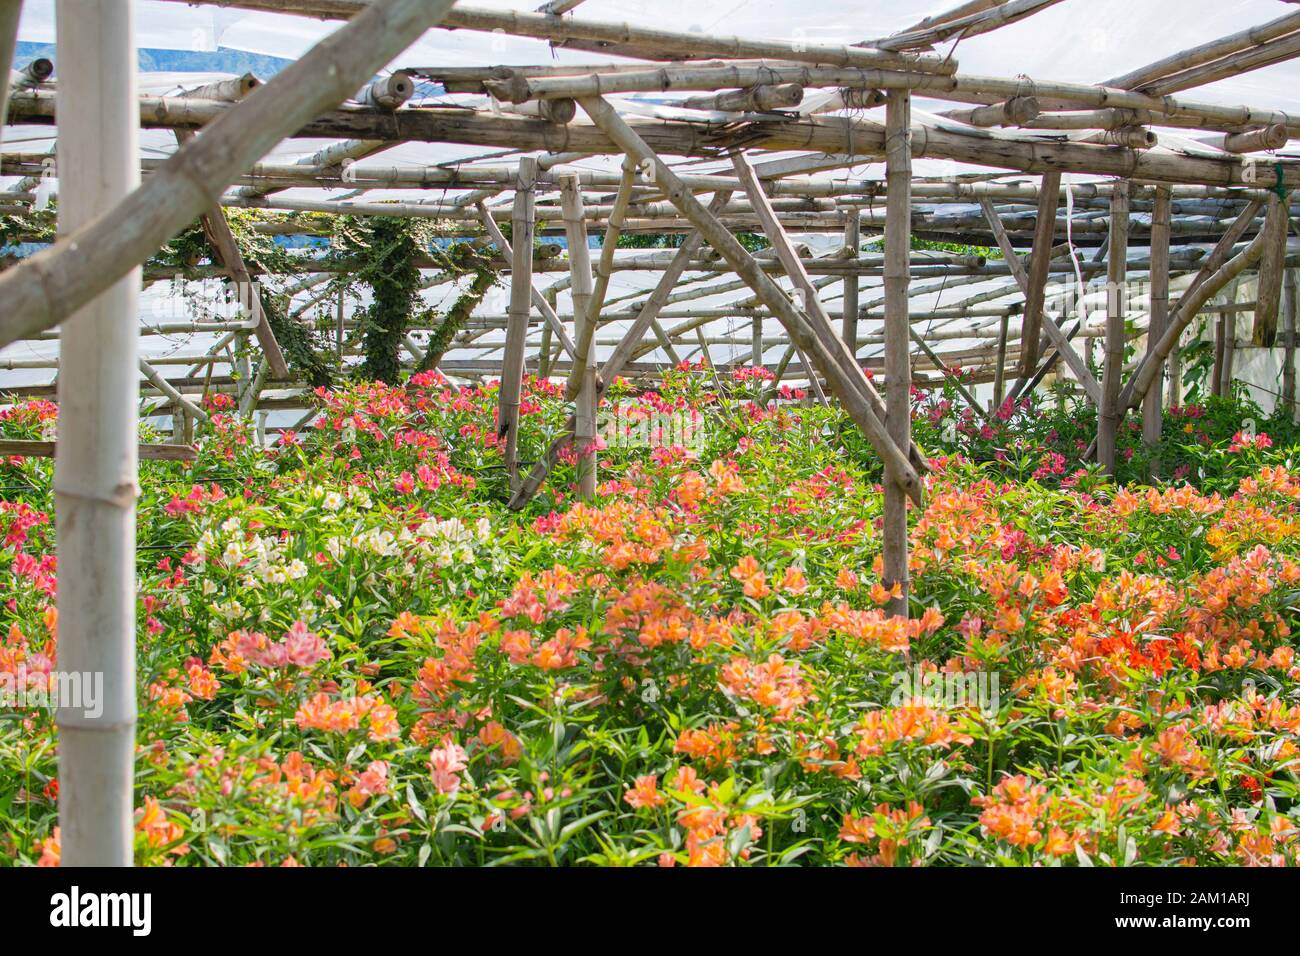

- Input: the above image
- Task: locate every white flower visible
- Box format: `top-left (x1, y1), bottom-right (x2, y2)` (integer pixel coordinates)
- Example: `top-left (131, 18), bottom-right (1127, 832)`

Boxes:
top-left (286, 559), bottom-right (308, 580)
top-left (220, 517), bottom-right (241, 534)
top-left (222, 540), bottom-right (245, 567)
top-left (322, 491), bottom-right (344, 511)
top-left (323, 594), bottom-right (341, 611)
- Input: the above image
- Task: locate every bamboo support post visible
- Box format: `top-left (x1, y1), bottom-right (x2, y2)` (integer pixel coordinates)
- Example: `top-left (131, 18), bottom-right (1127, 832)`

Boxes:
top-left (1253, 193), bottom-right (1289, 347)
top-left (1017, 172), bottom-right (1062, 378)
top-left (1097, 181), bottom-right (1129, 476)
top-left (992, 314), bottom-right (1009, 410)
top-left (559, 172), bottom-right (598, 500)
top-left (883, 89), bottom-right (913, 617)
top-left (500, 157), bottom-right (537, 492)
top-left (842, 214), bottom-right (860, 350)
top-left (1143, 186), bottom-right (1171, 470)
top-left (0, 0), bottom-right (21, 154)
top-left (54, 0), bottom-right (138, 868)
top-left (1220, 284), bottom-right (1238, 397)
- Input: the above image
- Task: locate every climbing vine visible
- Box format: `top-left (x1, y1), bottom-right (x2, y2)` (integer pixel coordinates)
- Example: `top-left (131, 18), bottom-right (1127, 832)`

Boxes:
top-left (1, 205), bottom-right (501, 388)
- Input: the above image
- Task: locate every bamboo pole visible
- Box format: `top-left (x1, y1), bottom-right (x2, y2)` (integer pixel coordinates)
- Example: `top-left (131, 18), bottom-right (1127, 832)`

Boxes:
top-left (1143, 32), bottom-right (1300, 97)
top-left (0, 439), bottom-right (197, 461)
top-left (587, 157), bottom-right (636, 340)
top-left (580, 94), bottom-right (923, 503)
top-left (0, 0), bottom-right (461, 351)
top-left (1105, 10), bottom-right (1300, 90)
top-left (54, 0), bottom-right (138, 868)
top-left (883, 90), bottom-right (912, 617)
top-left (566, 158), bottom-right (632, 398)
top-left (1166, 322), bottom-right (1182, 409)
top-left (681, 84), bottom-right (804, 112)
top-left (1221, 283), bottom-right (1238, 398)
top-left (559, 172), bottom-right (597, 500)
top-left (871, 0), bottom-right (1064, 51)
top-left (842, 214), bottom-right (860, 350)
top-left (1253, 194), bottom-right (1289, 347)
top-left (0, 1), bottom-right (21, 154)
top-left (500, 157), bottom-right (536, 492)
top-left (1097, 181), bottom-right (1129, 476)
top-left (1202, 125), bottom-right (1290, 154)
top-left (1211, 307), bottom-right (1227, 398)
top-left (941, 95), bottom-right (1039, 127)
top-left (1017, 172), bottom-right (1062, 377)
top-left (1143, 186), bottom-right (1171, 471)
top-left (992, 313), bottom-right (1009, 409)
top-left (16, 87), bottom-right (1300, 189)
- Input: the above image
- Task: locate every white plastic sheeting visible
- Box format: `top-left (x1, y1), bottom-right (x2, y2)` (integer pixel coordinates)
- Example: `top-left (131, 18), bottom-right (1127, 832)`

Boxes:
top-left (4, 0), bottom-right (1299, 398)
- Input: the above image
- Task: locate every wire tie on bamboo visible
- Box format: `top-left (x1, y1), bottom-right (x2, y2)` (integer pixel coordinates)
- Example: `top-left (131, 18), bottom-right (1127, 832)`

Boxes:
top-left (53, 481), bottom-right (140, 510)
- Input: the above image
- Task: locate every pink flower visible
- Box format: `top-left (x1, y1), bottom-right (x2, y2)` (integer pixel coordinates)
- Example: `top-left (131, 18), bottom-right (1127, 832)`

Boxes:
top-left (354, 760), bottom-right (390, 797)
top-left (430, 742), bottom-right (469, 795)
top-left (283, 621), bottom-right (331, 668)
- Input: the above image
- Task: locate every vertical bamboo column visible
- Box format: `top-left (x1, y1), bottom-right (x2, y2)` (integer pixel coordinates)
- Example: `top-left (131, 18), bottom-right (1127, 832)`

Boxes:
top-left (499, 157), bottom-right (536, 492)
top-left (1018, 171), bottom-right (1062, 379)
top-left (992, 313), bottom-right (1009, 411)
top-left (1166, 327), bottom-right (1182, 409)
top-left (559, 172), bottom-right (598, 499)
top-left (54, 0), bottom-right (139, 867)
top-left (883, 90), bottom-right (912, 618)
top-left (842, 214), bottom-right (860, 351)
top-left (1211, 305), bottom-right (1227, 398)
top-left (1142, 186), bottom-right (1171, 473)
top-left (1220, 283), bottom-right (1238, 397)
top-left (1284, 269), bottom-right (1297, 422)
top-left (1253, 194), bottom-right (1288, 348)
top-left (0, 1), bottom-right (21, 155)
top-left (752, 316), bottom-right (763, 367)
top-left (1097, 180), bottom-right (1129, 476)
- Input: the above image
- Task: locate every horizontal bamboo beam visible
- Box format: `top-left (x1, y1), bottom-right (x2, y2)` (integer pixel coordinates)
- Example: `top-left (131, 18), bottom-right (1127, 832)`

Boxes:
top-left (0, 439), bottom-right (197, 461)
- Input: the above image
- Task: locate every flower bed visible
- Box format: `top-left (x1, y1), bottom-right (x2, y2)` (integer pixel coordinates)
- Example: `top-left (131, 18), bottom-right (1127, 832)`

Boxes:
top-left (2, 369), bottom-right (1299, 866)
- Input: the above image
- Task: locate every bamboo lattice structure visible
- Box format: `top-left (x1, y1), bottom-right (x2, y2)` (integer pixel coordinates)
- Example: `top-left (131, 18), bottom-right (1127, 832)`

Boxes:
top-left (6, 0), bottom-right (1300, 865)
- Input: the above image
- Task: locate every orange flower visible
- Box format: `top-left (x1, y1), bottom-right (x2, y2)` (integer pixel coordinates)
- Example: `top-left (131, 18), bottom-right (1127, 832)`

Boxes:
top-left (730, 555), bottom-right (770, 599)
top-left (135, 796), bottom-right (184, 850)
top-left (780, 566), bottom-right (809, 596)
top-left (623, 774), bottom-right (665, 809)
top-left (36, 827), bottom-right (60, 867)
